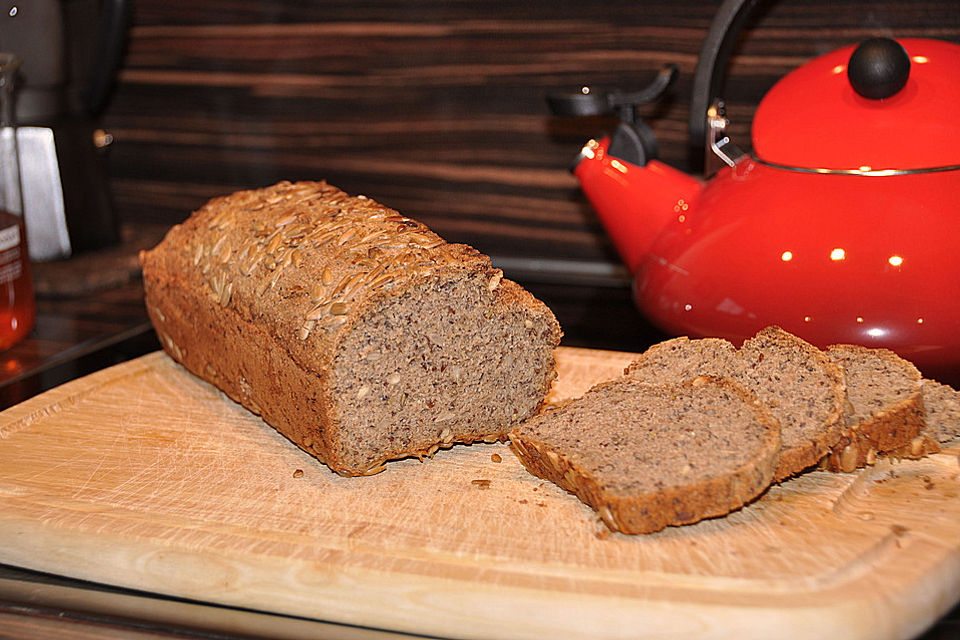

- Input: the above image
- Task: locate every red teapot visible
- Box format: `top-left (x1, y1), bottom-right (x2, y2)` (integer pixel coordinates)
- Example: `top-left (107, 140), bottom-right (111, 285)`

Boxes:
top-left (550, 0), bottom-right (960, 382)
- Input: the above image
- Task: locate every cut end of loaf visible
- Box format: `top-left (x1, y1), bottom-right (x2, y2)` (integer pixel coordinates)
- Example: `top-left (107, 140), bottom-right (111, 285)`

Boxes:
top-left (328, 270), bottom-right (560, 474)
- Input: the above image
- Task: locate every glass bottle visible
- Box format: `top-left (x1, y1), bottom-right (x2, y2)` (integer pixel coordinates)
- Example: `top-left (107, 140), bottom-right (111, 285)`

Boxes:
top-left (0, 53), bottom-right (35, 350)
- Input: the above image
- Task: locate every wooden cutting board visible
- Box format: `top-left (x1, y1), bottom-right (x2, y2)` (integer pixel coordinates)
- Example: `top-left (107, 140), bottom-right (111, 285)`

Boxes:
top-left (1, 348), bottom-right (958, 640)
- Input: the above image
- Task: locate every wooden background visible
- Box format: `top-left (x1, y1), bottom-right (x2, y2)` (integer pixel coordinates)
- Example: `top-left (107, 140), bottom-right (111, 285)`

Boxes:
top-left (95, 0), bottom-right (960, 350)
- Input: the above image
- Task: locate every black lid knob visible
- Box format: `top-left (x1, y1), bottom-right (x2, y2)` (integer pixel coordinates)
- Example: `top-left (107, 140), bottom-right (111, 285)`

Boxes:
top-left (847, 37), bottom-right (911, 100)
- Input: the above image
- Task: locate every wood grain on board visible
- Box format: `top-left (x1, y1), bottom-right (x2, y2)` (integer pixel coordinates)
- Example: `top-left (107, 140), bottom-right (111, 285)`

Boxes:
top-left (0, 347), bottom-right (958, 640)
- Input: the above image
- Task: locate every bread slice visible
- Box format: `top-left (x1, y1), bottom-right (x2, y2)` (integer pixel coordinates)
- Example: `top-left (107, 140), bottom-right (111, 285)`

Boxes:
top-left (620, 336), bottom-right (738, 381)
top-left (862, 378), bottom-right (959, 461)
top-left (625, 327), bottom-right (845, 481)
top-left (735, 328), bottom-right (846, 479)
top-left (921, 379), bottom-right (960, 444)
top-left (820, 344), bottom-right (925, 471)
top-left (141, 181), bottom-right (562, 476)
top-left (508, 376), bottom-right (781, 535)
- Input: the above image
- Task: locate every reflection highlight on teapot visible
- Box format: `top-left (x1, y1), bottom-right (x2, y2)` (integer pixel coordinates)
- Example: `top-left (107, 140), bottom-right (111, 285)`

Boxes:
top-left (777, 248), bottom-right (904, 268)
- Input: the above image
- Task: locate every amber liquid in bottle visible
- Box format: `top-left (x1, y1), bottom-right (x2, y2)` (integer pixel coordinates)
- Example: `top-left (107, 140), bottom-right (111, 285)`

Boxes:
top-left (0, 208), bottom-right (34, 350)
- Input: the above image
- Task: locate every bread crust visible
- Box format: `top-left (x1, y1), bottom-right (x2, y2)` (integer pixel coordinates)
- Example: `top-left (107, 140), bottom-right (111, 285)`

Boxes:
top-left (143, 261), bottom-right (341, 466)
top-left (141, 180), bottom-right (561, 476)
top-left (509, 376), bottom-right (781, 535)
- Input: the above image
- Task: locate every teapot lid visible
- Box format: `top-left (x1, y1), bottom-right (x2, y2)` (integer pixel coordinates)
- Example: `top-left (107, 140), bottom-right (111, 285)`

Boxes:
top-left (752, 38), bottom-right (960, 172)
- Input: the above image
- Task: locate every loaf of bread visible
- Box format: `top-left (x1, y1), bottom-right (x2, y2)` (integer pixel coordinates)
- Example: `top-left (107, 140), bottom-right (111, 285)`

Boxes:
top-left (509, 376), bottom-right (781, 534)
top-left (141, 181), bottom-right (562, 476)
top-left (820, 344), bottom-right (925, 471)
top-left (625, 327), bottom-right (846, 481)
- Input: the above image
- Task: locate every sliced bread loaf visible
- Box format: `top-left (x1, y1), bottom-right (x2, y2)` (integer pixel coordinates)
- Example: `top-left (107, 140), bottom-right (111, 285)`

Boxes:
top-left (508, 376), bottom-right (781, 535)
top-left (821, 344), bottom-right (925, 472)
top-left (141, 181), bottom-right (562, 476)
top-left (625, 327), bottom-right (845, 481)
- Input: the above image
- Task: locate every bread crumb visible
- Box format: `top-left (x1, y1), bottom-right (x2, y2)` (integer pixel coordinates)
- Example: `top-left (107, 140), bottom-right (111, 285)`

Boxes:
top-left (491, 453), bottom-right (502, 463)
top-left (293, 469), bottom-right (304, 478)
top-left (471, 479), bottom-right (491, 489)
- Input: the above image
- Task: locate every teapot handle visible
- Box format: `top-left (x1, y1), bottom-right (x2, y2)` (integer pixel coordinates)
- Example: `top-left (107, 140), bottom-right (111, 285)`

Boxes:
top-left (689, 0), bottom-right (763, 175)
top-left (82, 0), bottom-right (133, 117)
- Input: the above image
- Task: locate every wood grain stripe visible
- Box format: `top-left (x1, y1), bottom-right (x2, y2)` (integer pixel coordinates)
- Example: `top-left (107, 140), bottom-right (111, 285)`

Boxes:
top-left (102, 0), bottom-right (960, 274)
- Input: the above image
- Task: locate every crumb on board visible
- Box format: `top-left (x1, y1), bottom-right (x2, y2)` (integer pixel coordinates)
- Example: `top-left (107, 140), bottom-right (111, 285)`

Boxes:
top-left (491, 453), bottom-right (502, 463)
top-left (293, 469), bottom-right (304, 478)
top-left (471, 479), bottom-right (491, 489)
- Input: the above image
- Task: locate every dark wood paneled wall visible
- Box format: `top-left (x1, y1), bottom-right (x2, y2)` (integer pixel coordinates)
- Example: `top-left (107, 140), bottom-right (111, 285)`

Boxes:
top-left (99, 0), bottom-right (960, 349)
top-left (105, 0), bottom-right (959, 261)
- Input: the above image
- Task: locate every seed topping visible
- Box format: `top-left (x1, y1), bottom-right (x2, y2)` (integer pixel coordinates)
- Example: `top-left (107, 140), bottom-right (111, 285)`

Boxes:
top-left (187, 181), bottom-right (488, 342)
